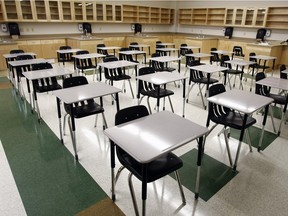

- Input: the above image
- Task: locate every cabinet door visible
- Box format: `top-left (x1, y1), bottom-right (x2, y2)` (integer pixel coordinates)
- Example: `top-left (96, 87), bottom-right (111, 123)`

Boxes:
top-left (60, 1), bottom-right (73, 22)
top-left (41, 40), bottom-right (55, 59)
top-left (234, 8), bottom-right (244, 26)
top-left (73, 1), bottom-right (84, 21)
top-left (2, 0), bottom-right (19, 21)
top-left (47, 0), bottom-right (60, 21)
top-left (34, 0), bottom-right (48, 21)
top-left (0, 1), bottom-right (3, 21)
top-left (244, 8), bottom-right (255, 26)
top-left (19, 0), bottom-right (34, 21)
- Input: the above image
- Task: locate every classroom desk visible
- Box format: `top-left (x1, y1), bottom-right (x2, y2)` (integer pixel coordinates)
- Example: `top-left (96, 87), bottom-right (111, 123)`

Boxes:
top-left (129, 44), bottom-right (151, 55)
top-left (250, 55), bottom-right (276, 75)
top-left (8, 58), bottom-right (50, 95)
top-left (157, 43), bottom-right (175, 48)
top-left (211, 50), bottom-right (234, 56)
top-left (53, 82), bottom-right (122, 160)
top-left (256, 76), bottom-right (288, 135)
top-left (224, 59), bottom-right (256, 91)
top-left (118, 50), bottom-right (147, 64)
top-left (96, 46), bottom-right (121, 56)
top-left (149, 56), bottom-right (182, 74)
top-left (207, 89), bottom-right (273, 170)
top-left (156, 48), bottom-right (180, 57)
top-left (136, 72), bottom-right (188, 117)
top-left (3, 52), bottom-right (36, 68)
top-left (98, 60), bottom-right (139, 81)
top-left (23, 67), bottom-right (74, 120)
top-left (72, 52), bottom-right (105, 80)
top-left (180, 46), bottom-right (201, 54)
top-left (56, 49), bottom-right (82, 65)
top-left (185, 53), bottom-right (212, 66)
top-left (104, 111), bottom-right (208, 216)
top-left (188, 64), bottom-right (228, 109)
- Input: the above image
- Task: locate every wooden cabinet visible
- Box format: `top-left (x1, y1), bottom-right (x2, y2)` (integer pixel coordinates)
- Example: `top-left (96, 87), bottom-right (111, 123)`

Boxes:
top-left (19, 0), bottom-right (34, 21)
top-left (0, 43), bottom-right (18, 70)
top-left (0, 1), bottom-right (3, 21)
top-left (186, 37), bottom-right (218, 54)
top-left (47, 0), bottom-right (60, 21)
top-left (60, 1), bottom-right (72, 21)
top-left (207, 8), bottom-right (225, 26)
top-left (67, 38), bottom-right (104, 54)
top-left (35, 0), bottom-right (48, 21)
top-left (266, 7), bottom-right (288, 29)
top-left (123, 5), bottom-right (174, 24)
top-left (2, 0), bottom-right (19, 21)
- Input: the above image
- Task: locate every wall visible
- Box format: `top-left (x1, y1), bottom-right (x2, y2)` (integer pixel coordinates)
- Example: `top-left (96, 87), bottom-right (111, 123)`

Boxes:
top-left (0, 1), bottom-right (287, 42)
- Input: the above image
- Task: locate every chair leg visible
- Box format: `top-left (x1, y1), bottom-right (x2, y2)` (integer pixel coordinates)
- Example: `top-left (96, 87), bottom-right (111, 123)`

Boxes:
top-left (127, 79), bottom-right (134, 99)
top-left (63, 113), bottom-right (68, 135)
top-left (101, 112), bottom-right (108, 129)
top-left (168, 96), bottom-right (174, 113)
top-left (128, 173), bottom-right (140, 216)
top-left (223, 127), bottom-right (233, 166)
top-left (197, 84), bottom-right (205, 109)
top-left (245, 129), bottom-right (253, 152)
top-left (269, 106), bottom-right (277, 133)
top-left (174, 171), bottom-right (186, 204)
top-left (186, 83), bottom-right (196, 103)
top-left (94, 114), bottom-right (98, 128)
top-left (68, 116), bottom-right (77, 158)
top-left (115, 165), bottom-right (125, 185)
top-left (147, 97), bottom-right (152, 114)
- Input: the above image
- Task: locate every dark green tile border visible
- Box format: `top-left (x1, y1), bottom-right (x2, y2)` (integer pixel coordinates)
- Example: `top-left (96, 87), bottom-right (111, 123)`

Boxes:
top-left (171, 149), bottom-right (238, 201)
top-left (0, 85), bottom-right (108, 216)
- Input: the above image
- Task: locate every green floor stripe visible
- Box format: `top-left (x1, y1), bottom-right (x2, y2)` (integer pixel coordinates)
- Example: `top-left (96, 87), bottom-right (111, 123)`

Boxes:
top-left (230, 126), bottom-right (278, 151)
top-left (0, 85), bottom-right (108, 216)
top-left (171, 149), bottom-right (238, 201)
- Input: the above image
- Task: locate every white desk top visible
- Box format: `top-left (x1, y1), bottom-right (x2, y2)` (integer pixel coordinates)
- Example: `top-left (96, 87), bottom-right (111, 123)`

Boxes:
top-left (250, 55), bottom-right (276, 60)
top-left (157, 43), bottom-right (175, 46)
top-left (185, 53), bottom-right (212, 58)
top-left (282, 69), bottom-right (288, 74)
top-left (118, 50), bottom-right (146, 55)
top-left (98, 60), bottom-right (139, 69)
top-left (136, 72), bottom-right (187, 85)
top-left (211, 50), bottom-right (233, 55)
top-left (256, 76), bottom-right (288, 91)
top-left (72, 53), bottom-right (105, 59)
top-left (97, 46), bottom-right (121, 50)
top-left (104, 111), bottom-right (208, 163)
top-left (56, 49), bottom-right (82, 54)
top-left (23, 67), bottom-right (74, 80)
top-left (207, 89), bottom-right (273, 115)
top-left (129, 44), bottom-right (150, 48)
top-left (180, 46), bottom-right (201, 50)
top-left (53, 82), bottom-right (121, 104)
top-left (149, 56), bottom-right (181, 62)
top-left (156, 48), bottom-right (179, 52)
top-left (8, 58), bottom-right (48, 67)
top-left (189, 64), bottom-right (228, 73)
top-left (3, 52), bottom-right (37, 58)
top-left (225, 59), bottom-right (256, 66)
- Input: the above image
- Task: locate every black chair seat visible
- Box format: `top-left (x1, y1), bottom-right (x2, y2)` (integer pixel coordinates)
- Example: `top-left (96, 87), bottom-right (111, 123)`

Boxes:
top-left (118, 151), bottom-right (183, 183)
top-left (140, 87), bottom-right (174, 98)
top-left (67, 103), bottom-right (104, 119)
top-left (211, 111), bottom-right (256, 130)
top-left (190, 77), bottom-right (218, 85)
top-left (34, 83), bottom-right (61, 93)
top-left (269, 93), bottom-right (287, 105)
top-left (110, 74), bottom-right (131, 81)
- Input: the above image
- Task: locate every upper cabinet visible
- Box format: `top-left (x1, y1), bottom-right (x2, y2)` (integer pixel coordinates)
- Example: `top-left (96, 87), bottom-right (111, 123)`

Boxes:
top-left (122, 4), bottom-right (174, 24)
top-left (266, 7), bottom-right (288, 29)
top-left (35, 0), bottom-right (48, 21)
top-left (2, 0), bottom-right (19, 21)
top-left (47, 0), bottom-right (61, 21)
top-left (180, 6), bottom-right (288, 29)
top-left (0, 1), bottom-right (3, 21)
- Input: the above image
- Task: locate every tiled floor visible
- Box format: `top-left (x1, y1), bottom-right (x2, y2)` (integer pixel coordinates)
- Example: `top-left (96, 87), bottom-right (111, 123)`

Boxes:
top-left (1, 60), bottom-right (288, 216)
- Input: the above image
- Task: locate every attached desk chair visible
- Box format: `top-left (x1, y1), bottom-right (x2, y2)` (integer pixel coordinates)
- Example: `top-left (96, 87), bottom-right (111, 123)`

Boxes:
top-left (53, 80), bottom-right (121, 160)
top-left (207, 86), bottom-right (273, 170)
top-left (105, 110), bottom-right (208, 216)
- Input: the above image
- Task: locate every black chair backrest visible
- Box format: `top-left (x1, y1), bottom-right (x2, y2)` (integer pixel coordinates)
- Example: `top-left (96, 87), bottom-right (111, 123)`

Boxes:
top-left (220, 55), bottom-right (232, 69)
top-left (97, 44), bottom-right (109, 55)
top-left (255, 72), bottom-right (270, 96)
top-left (103, 56), bottom-right (122, 78)
top-left (189, 60), bottom-right (203, 81)
top-left (150, 53), bottom-right (164, 71)
top-left (249, 52), bottom-right (257, 62)
top-left (32, 62), bottom-right (53, 71)
top-left (75, 50), bottom-right (92, 68)
top-left (10, 49), bottom-right (24, 54)
top-left (232, 46), bottom-right (244, 58)
top-left (207, 84), bottom-right (231, 123)
top-left (130, 42), bottom-right (139, 51)
top-left (119, 48), bottom-right (132, 61)
top-left (60, 46), bottom-right (71, 50)
top-left (115, 105), bottom-right (149, 126)
top-left (59, 46), bottom-right (72, 62)
top-left (280, 64), bottom-right (287, 79)
top-left (210, 48), bottom-right (220, 63)
top-left (180, 44), bottom-right (188, 56)
top-left (185, 49), bottom-right (196, 66)
top-left (138, 67), bottom-right (156, 92)
top-left (16, 54), bottom-right (33, 61)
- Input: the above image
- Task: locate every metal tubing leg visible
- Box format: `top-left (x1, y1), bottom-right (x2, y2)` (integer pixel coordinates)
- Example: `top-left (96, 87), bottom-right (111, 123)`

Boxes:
top-left (245, 130), bottom-right (253, 152)
top-left (168, 96), bottom-right (174, 113)
top-left (68, 116), bottom-right (78, 160)
top-left (223, 127), bottom-right (233, 166)
top-left (128, 173), bottom-right (140, 216)
top-left (174, 171), bottom-right (186, 204)
top-left (128, 80), bottom-right (134, 99)
top-left (115, 166), bottom-right (125, 185)
top-left (102, 112), bottom-right (108, 129)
